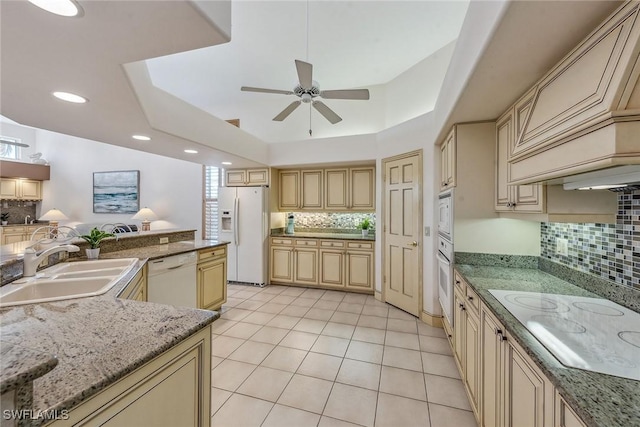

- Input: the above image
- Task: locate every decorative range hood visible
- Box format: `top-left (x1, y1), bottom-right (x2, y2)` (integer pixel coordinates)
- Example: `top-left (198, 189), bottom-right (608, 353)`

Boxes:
top-left (560, 165), bottom-right (640, 191)
top-left (507, 1), bottom-right (640, 186)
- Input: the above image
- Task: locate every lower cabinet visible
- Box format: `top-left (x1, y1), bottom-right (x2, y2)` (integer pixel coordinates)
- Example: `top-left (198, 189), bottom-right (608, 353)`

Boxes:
top-left (453, 269), bottom-right (584, 427)
top-left (270, 237), bottom-right (374, 292)
top-left (119, 266), bottom-right (147, 302)
top-left (48, 325), bottom-right (211, 427)
top-left (197, 246), bottom-right (227, 310)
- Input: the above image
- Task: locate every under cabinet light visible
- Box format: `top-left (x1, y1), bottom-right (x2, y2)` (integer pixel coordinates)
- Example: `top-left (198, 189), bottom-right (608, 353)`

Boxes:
top-left (28, 0), bottom-right (82, 17)
top-left (132, 135), bottom-right (151, 141)
top-left (221, 162), bottom-right (232, 165)
top-left (184, 149), bottom-right (198, 154)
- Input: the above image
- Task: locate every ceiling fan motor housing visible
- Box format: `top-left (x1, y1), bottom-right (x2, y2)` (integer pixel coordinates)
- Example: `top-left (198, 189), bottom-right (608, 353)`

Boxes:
top-left (294, 81), bottom-right (320, 100)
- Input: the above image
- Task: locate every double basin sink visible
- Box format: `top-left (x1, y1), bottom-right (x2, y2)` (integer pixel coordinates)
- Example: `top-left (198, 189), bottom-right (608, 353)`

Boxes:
top-left (0, 258), bottom-right (139, 307)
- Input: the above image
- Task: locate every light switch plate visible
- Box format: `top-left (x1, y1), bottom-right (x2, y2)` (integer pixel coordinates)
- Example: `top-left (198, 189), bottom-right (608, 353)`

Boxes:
top-left (159, 237), bottom-right (169, 244)
top-left (424, 226), bottom-right (430, 236)
top-left (556, 238), bottom-right (568, 256)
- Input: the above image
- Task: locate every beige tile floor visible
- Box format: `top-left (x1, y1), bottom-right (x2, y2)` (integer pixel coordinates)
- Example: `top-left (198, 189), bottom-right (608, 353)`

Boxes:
top-left (211, 284), bottom-right (478, 427)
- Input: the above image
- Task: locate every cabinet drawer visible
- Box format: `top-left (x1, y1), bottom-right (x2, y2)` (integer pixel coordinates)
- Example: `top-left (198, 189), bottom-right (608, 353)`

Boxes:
top-left (454, 272), bottom-right (465, 294)
top-left (271, 238), bottom-right (293, 246)
top-left (466, 286), bottom-right (480, 314)
top-left (3, 226), bottom-right (25, 233)
top-left (347, 241), bottom-right (373, 250)
top-left (198, 246), bottom-right (227, 262)
top-left (320, 240), bottom-right (345, 248)
top-left (295, 239), bottom-right (318, 247)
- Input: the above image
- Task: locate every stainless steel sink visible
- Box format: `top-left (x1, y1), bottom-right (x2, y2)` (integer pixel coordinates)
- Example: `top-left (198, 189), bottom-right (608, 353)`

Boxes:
top-left (0, 258), bottom-right (139, 307)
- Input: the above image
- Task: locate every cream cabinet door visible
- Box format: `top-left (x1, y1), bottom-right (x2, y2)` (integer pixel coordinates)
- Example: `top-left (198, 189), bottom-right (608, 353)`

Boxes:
top-left (481, 306), bottom-right (506, 427)
top-left (453, 290), bottom-right (465, 371)
top-left (294, 248), bottom-right (319, 285)
top-left (464, 308), bottom-right (480, 416)
top-left (319, 249), bottom-right (345, 288)
top-left (440, 128), bottom-right (456, 191)
top-left (350, 167), bottom-right (375, 210)
top-left (495, 111), bottom-right (513, 211)
top-left (325, 168), bottom-right (349, 210)
top-left (198, 258), bottom-right (227, 310)
top-left (20, 180), bottom-right (41, 200)
top-left (225, 170), bottom-right (246, 186)
top-left (301, 170), bottom-right (323, 210)
top-left (505, 340), bottom-right (551, 427)
top-left (270, 246), bottom-right (294, 283)
top-left (0, 179), bottom-right (19, 199)
top-left (279, 170), bottom-right (300, 210)
top-left (345, 250), bottom-right (373, 291)
top-left (246, 168), bottom-right (269, 185)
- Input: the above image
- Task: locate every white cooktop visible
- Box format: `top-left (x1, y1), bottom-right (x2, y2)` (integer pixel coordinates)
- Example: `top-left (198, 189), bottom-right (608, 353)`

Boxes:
top-left (489, 290), bottom-right (640, 381)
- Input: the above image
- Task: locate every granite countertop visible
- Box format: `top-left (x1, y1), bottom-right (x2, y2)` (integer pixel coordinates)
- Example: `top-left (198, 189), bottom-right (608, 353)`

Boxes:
top-left (97, 239), bottom-right (229, 260)
top-left (0, 259), bottom-right (218, 424)
top-left (454, 264), bottom-right (640, 427)
top-left (271, 231), bottom-right (375, 241)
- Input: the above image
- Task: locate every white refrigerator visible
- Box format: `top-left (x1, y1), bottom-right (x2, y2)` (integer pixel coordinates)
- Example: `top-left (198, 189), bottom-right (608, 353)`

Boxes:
top-left (218, 186), bottom-right (269, 286)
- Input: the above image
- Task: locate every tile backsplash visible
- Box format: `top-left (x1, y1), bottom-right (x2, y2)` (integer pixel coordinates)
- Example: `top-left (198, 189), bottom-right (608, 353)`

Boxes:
top-left (291, 212), bottom-right (376, 231)
top-left (540, 190), bottom-right (639, 289)
top-left (0, 201), bottom-right (37, 224)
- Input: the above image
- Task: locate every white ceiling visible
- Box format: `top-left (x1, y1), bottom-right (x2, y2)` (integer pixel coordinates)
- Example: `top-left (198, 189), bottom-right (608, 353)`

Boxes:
top-left (146, 1), bottom-right (469, 143)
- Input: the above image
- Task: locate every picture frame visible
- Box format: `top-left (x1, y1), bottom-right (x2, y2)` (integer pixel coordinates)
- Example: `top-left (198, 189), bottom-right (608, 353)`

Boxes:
top-left (93, 170), bottom-right (140, 214)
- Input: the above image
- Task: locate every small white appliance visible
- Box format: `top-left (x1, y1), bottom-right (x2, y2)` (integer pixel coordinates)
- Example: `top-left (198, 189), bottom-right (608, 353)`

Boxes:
top-left (437, 235), bottom-right (454, 326)
top-left (285, 213), bottom-right (295, 234)
top-left (437, 189), bottom-right (453, 240)
top-left (219, 186), bottom-right (269, 286)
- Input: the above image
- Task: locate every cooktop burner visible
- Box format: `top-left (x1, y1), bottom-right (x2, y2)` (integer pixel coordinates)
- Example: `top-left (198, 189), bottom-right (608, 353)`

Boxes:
top-left (489, 290), bottom-right (640, 381)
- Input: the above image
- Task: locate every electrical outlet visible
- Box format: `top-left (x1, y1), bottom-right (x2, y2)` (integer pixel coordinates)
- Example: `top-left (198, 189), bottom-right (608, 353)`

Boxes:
top-left (159, 237), bottom-right (169, 244)
top-left (556, 238), bottom-right (568, 256)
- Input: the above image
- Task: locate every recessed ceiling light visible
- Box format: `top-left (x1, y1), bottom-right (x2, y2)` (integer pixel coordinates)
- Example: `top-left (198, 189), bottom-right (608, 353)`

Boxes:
top-left (53, 91), bottom-right (87, 103)
top-left (221, 162), bottom-right (232, 165)
top-left (28, 0), bottom-right (82, 17)
top-left (132, 135), bottom-right (151, 141)
top-left (184, 149), bottom-right (198, 154)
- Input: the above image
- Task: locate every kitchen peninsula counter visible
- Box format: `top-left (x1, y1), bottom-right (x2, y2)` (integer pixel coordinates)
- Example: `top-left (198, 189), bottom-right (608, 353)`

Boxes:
top-left (0, 261), bottom-right (218, 426)
top-left (454, 260), bottom-right (640, 427)
top-left (97, 239), bottom-right (229, 260)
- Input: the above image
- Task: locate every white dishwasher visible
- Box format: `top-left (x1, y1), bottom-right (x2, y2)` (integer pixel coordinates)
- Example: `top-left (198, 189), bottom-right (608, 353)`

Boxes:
top-left (147, 251), bottom-right (198, 308)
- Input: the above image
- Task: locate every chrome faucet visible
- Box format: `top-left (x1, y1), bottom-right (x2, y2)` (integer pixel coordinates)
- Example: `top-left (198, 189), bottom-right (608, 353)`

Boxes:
top-left (24, 215), bottom-right (31, 225)
top-left (22, 244), bottom-right (80, 277)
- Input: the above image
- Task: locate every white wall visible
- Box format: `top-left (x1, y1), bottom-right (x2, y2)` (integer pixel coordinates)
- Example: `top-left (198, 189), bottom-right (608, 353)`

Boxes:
top-left (455, 219), bottom-right (540, 255)
top-left (35, 129), bottom-right (203, 234)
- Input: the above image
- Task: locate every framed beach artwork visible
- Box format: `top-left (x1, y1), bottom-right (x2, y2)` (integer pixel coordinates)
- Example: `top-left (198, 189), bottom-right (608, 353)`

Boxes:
top-left (93, 170), bottom-right (140, 214)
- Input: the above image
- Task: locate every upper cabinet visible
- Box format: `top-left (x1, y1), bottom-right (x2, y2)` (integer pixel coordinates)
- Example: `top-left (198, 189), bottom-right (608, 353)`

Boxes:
top-left (0, 178), bottom-right (42, 200)
top-left (495, 110), bottom-right (545, 213)
top-left (278, 166), bottom-right (375, 212)
top-left (325, 167), bottom-right (375, 211)
top-left (506, 1), bottom-right (640, 184)
top-left (439, 128), bottom-right (456, 192)
top-left (225, 168), bottom-right (269, 187)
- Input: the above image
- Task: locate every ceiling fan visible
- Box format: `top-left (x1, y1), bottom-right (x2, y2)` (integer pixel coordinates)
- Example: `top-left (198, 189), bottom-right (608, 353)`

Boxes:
top-left (241, 60), bottom-right (370, 124)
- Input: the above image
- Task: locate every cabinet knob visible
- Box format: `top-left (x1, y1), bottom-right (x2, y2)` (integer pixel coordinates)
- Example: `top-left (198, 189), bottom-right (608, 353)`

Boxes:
top-left (455, 280), bottom-right (460, 285)
top-left (467, 296), bottom-right (474, 301)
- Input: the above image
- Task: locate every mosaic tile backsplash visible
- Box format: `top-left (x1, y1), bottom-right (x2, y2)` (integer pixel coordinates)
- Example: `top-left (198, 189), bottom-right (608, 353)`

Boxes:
top-left (291, 212), bottom-right (376, 231)
top-left (540, 190), bottom-right (639, 289)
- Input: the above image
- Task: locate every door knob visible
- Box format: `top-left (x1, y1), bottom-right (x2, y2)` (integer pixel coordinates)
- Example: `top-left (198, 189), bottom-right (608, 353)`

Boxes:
top-left (410, 241), bottom-right (418, 247)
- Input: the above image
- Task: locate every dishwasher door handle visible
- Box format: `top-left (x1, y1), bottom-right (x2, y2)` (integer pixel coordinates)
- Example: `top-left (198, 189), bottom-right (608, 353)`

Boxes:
top-left (167, 264), bottom-right (187, 270)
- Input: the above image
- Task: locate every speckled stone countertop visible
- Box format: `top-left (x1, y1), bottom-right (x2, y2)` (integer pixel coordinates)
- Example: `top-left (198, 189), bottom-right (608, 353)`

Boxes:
top-left (0, 261), bottom-right (218, 425)
top-left (96, 239), bottom-right (229, 260)
top-left (0, 341), bottom-right (57, 394)
top-left (454, 263), bottom-right (640, 427)
top-left (270, 231), bottom-right (375, 241)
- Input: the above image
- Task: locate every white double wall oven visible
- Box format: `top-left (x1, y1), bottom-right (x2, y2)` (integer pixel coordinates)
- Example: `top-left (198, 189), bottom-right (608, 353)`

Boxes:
top-left (437, 189), bottom-right (454, 327)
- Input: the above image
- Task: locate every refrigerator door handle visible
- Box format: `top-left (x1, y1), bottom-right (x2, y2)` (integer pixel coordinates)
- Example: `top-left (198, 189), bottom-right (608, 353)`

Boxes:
top-left (234, 197), bottom-right (239, 246)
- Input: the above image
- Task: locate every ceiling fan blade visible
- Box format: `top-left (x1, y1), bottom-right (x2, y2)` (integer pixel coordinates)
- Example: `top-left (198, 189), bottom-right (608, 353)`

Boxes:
top-left (295, 60), bottom-right (313, 88)
top-left (312, 101), bottom-right (342, 124)
top-left (273, 101), bottom-right (302, 121)
top-left (320, 89), bottom-right (370, 100)
top-left (241, 86), bottom-right (293, 95)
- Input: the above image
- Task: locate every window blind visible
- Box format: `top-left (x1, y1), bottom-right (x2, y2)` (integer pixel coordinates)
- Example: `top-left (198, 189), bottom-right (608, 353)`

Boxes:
top-left (204, 166), bottom-right (221, 239)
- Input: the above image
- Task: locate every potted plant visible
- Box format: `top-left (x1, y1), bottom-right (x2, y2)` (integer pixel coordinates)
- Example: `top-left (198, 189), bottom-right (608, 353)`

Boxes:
top-left (358, 218), bottom-right (372, 237)
top-left (80, 227), bottom-right (114, 259)
top-left (1, 212), bottom-right (9, 226)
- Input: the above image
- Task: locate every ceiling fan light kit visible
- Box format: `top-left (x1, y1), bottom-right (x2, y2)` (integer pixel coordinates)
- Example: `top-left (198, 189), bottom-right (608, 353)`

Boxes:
top-left (241, 59), bottom-right (370, 125)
